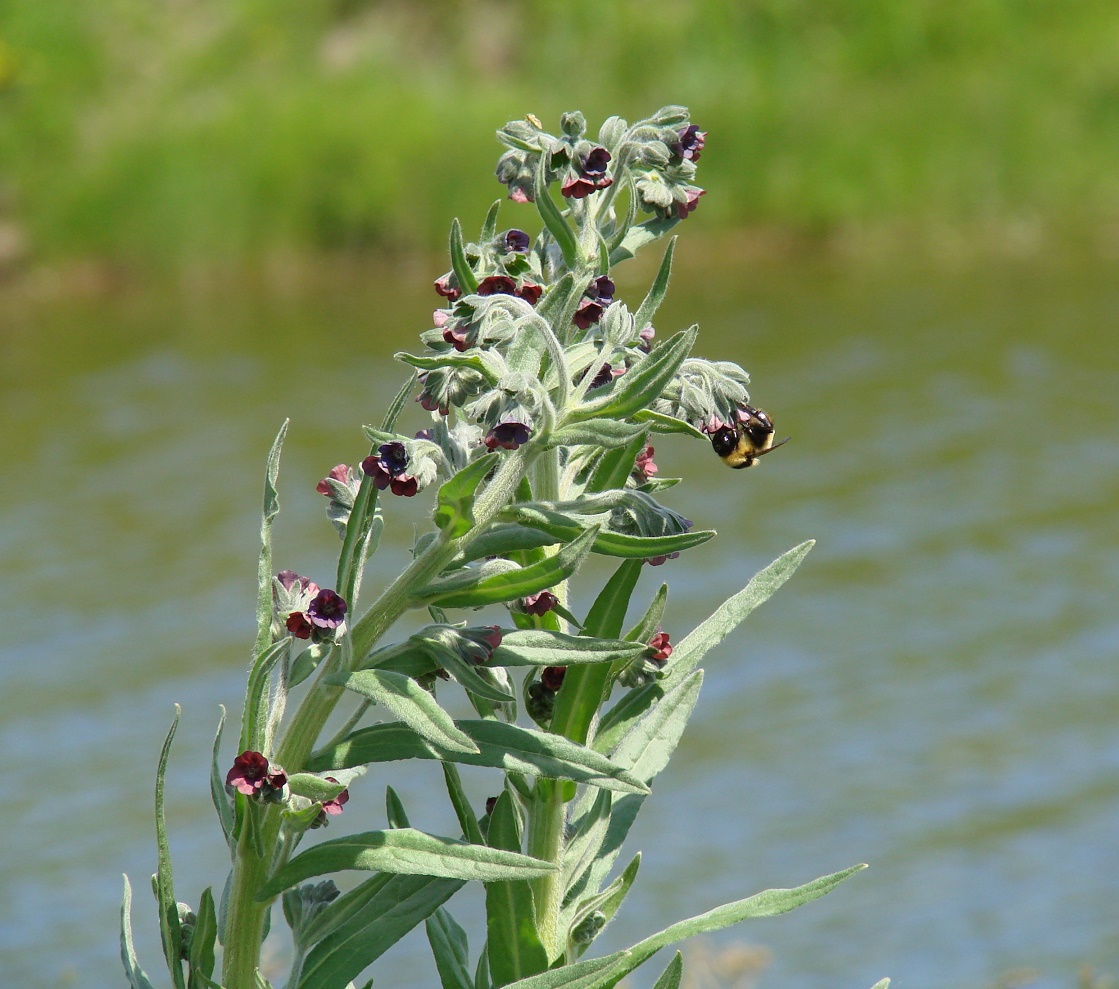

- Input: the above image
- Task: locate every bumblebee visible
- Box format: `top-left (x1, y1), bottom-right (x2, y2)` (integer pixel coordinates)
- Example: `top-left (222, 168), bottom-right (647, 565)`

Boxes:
top-left (710, 404), bottom-right (789, 469)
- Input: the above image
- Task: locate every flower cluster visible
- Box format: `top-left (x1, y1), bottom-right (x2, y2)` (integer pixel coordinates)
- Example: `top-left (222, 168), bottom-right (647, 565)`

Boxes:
top-left (618, 631), bottom-right (674, 689)
top-left (574, 276), bottom-right (617, 330)
top-left (225, 751), bottom-right (287, 802)
top-left (525, 665), bottom-right (567, 727)
top-left (274, 570), bottom-right (347, 641)
top-left (362, 442), bottom-right (418, 497)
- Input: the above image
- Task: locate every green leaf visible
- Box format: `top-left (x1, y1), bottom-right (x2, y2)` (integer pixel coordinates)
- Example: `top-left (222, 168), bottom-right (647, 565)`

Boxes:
top-left (397, 350), bottom-right (501, 378)
top-left (154, 706), bottom-right (185, 989)
top-left (535, 273), bottom-right (582, 342)
top-left (255, 420), bottom-right (288, 657)
top-left (258, 828), bottom-right (558, 899)
top-left (450, 524), bottom-right (560, 567)
top-left (288, 641), bottom-right (331, 689)
top-left (187, 887), bottom-right (218, 989)
top-left (586, 431), bottom-right (650, 495)
top-left (295, 874), bottom-right (464, 989)
top-left (209, 706), bottom-right (234, 848)
top-left (596, 542), bottom-right (814, 746)
top-left (421, 526), bottom-right (599, 608)
top-left (624, 584), bottom-right (668, 647)
top-left (336, 473), bottom-right (379, 608)
top-left (565, 854), bottom-right (641, 954)
top-left (546, 420), bottom-right (650, 450)
top-left (868, 981), bottom-right (891, 989)
top-left (308, 719), bottom-right (649, 794)
top-left (442, 763), bottom-right (485, 845)
top-left (573, 673), bottom-right (703, 907)
top-left (239, 638), bottom-right (291, 754)
top-left (633, 237), bottom-right (676, 332)
top-left (560, 788), bottom-right (612, 896)
top-left (435, 454), bottom-right (501, 538)
top-left (427, 907), bottom-right (474, 989)
top-left (534, 154), bottom-right (578, 268)
top-left (481, 199), bottom-right (502, 242)
top-left (486, 793), bottom-right (550, 987)
top-left (650, 953), bottom-right (683, 989)
top-left (570, 327), bottom-right (696, 423)
top-left (596, 865), bottom-right (868, 989)
top-left (429, 642), bottom-right (517, 703)
top-left (120, 876), bottom-right (157, 989)
top-left (386, 785), bottom-right (411, 829)
top-left (493, 629), bottom-right (647, 668)
top-left (450, 218), bottom-right (479, 294)
top-left (328, 669), bottom-right (480, 754)
top-left (506, 505), bottom-right (714, 560)
top-left (630, 409), bottom-right (706, 439)
top-left (498, 952), bottom-right (634, 989)
top-left (609, 216), bottom-right (680, 265)
top-left (286, 773), bottom-right (349, 803)
top-left (550, 560), bottom-right (643, 748)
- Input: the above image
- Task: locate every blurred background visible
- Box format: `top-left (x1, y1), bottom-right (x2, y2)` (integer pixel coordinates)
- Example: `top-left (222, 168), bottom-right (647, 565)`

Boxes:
top-left (2, 2), bottom-right (1119, 987)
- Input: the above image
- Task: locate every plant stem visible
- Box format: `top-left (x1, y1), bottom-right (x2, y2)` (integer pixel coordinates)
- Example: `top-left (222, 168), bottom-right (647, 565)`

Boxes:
top-left (222, 811), bottom-right (274, 989)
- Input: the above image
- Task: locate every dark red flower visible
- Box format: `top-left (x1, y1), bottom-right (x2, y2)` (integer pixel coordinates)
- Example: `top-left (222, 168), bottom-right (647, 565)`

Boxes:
top-left (441, 325), bottom-right (471, 352)
top-left (434, 275), bottom-right (461, 302)
top-left (362, 442), bottom-right (410, 489)
top-left (503, 229), bottom-right (530, 254)
top-left (316, 464), bottom-right (350, 495)
top-left (523, 591), bottom-right (558, 616)
top-left (322, 777), bottom-right (349, 816)
top-left (648, 631), bottom-right (673, 663)
top-left (673, 187), bottom-right (705, 220)
top-left (517, 282), bottom-right (543, 306)
top-left (561, 147), bottom-right (614, 199)
top-left (484, 421), bottom-right (532, 451)
top-left (389, 474), bottom-right (418, 497)
top-left (635, 445), bottom-right (658, 480)
top-left (485, 796), bottom-right (499, 815)
top-left (675, 125), bottom-right (707, 162)
top-left (573, 276), bottom-right (616, 329)
top-left (477, 275), bottom-right (518, 297)
top-left (541, 666), bottom-right (567, 692)
top-left (307, 589), bottom-right (347, 629)
top-left (226, 750), bottom-right (287, 797)
top-left (638, 324), bottom-right (656, 352)
top-left (645, 552), bottom-right (680, 567)
top-left (286, 611), bottom-right (314, 639)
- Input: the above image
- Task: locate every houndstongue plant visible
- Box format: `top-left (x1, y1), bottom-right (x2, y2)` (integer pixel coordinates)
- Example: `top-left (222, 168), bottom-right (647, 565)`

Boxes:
top-left (121, 107), bottom-right (875, 989)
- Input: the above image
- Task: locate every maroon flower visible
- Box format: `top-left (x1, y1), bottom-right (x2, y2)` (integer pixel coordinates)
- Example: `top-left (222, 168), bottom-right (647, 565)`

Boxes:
top-left (321, 777), bottom-right (349, 816)
top-left (286, 611), bottom-right (314, 640)
top-left (638, 324), bottom-right (656, 352)
top-left (463, 625), bottom-right (503, 663)
top-left (582, 361), bottom-right (626, 389)
top-left (523, 590), bottom-right (558, 616)
top-left (434, 275), bottom-right (461, 302)
top-left (484, 421), bottom-right (532, 451)
top-left (389, 474), bottom-right (418, 497)
top-left (226, 750), bottom-right (287, 798)
top-left (562, 147), bottom-right (614, 199)
top-left (485, 795), bottom-right (499, 815)
top-left (573, 276), bottom-right (616, 330)
top-left (648, 631), bottom-right (673, 664)
top-left (634, 445), bottom-right (658, 480)
top-left (517, 282), bottom-right (543, 306)
top-left (316, 464), bottom-right (350, 496)
top-left (673, 187), bottom-right (705, 220)
top-left (362, 442), bottom-right (410, 490)
top-left (675, 125), bottom-right (707, 162)
top-left (502, 229), bottom-right (530, 254)
top-left (477, 274), bottom-right (519, 297)
top-left (541, 666), bottom-right (567, 692)
top-left (307, 589), bottom-right (347, 630)
top-left (645, 552), bottom-right (680, 567)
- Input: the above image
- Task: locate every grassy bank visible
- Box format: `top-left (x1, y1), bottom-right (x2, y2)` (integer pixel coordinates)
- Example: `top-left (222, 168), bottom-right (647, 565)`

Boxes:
top-left (2, 0), bottom-right (1118, 274)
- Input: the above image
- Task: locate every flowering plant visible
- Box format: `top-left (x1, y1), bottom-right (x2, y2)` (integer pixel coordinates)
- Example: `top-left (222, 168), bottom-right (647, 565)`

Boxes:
top-left (122, 107), bottom-right (874, 989)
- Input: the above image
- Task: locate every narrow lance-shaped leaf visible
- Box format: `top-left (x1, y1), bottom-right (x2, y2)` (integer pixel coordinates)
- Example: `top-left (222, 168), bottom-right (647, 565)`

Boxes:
top-left (307, 719), bottom-right (649, 795)
top-left (633, 237), bottom-right (675, 331)
top-left (257, 827), bottom-right (558, 900)
top-left (327, 668), bottom-right (480, 754)
top-left (586, 430), bottom-right (650, 495)
top-left (486, 793), bottom-right (549, 987)
top-left (546, 420), bottom-right (650, 450)
top-left (434, 453), bottom-right (500, 538)
top-left (493, 629), bottom-right (647, 668)
top-left (295, 873), bottom-right (464, 989)
top-left (450, 218), bottom-right (479, 294)
top-left (186, 887), bottom-right (218, 989)
top-left (420, 526), bottom-right (599, 609)
top-left (427, 906), bottom-right (474, 989)
top-left (650, 953), bottom-right (683, 989)
top-left (442, 762), bottom-right (485, 845)
top-left (386, 785), bottom-right (410, 829)
top-left (254, 420), bottom-right (288, 657)
top-left (630, 409), bottom-right (706, 439)
top-left (154, 706), bottom-right (185, 989)
top-left (596, 541), bottom-right (813, 747)
top-left (534, 152), bottom-right (578, 269)
top-left (570, 326), bottom-right (697, 422)
top-left (209, 706), bottom-right (234, 848)
top-left (480, 199), bottom-right (502, 242)
top-left (120, 876), bottom-right (157, 989)
top-left (239, 638), bottom-right (291, 755)
top-left (565, 854), bottom-right (642, 957)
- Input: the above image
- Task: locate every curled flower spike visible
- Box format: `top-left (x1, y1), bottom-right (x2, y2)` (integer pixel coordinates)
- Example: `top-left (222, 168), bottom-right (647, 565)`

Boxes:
top-left (226, 750), bottom-right (287, 799)
top-left (522, 590), bottom-right (558, 616)
top-left (485, 421), bottom-right (532, 451)
top-left (562, 147), bottom-right (614, 199)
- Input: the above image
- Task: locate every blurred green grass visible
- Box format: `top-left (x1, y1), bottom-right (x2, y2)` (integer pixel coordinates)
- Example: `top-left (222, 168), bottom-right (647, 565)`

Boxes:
top-left (2, 0), bottom-right (1118, 273)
